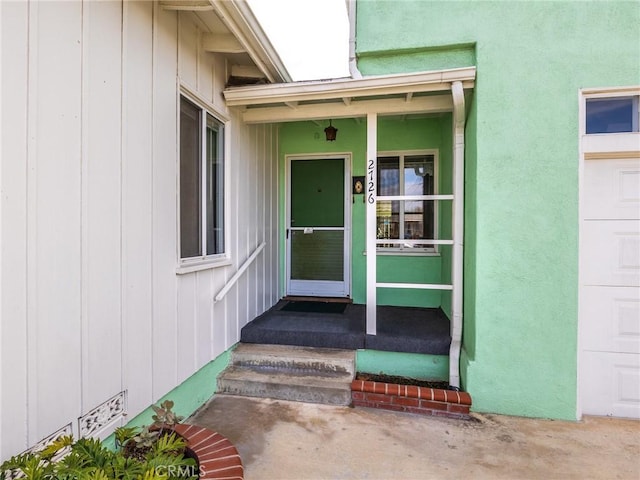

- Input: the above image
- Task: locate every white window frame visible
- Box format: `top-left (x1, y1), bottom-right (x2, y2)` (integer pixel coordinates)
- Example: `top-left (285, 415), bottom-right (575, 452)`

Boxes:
top-left (585, 96), bottom-right (639, 134)
top-left (580, 87), bottom-right (640, 159)
top-left (176, 87), bottom-right (231, 274)
top-left (376, 149), bottom-right (439, 255)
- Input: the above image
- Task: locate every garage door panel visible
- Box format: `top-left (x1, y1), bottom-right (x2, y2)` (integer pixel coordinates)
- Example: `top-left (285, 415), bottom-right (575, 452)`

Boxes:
top-left (581, 351), bottom-right (640, 418)
top-left (583, 158), bottom-right (640, 220)
top-left (580, 150), bottom-right (640, 419)
top-left (581, 220), bottom-right (640, 287)
top-left (581, 286), bottom-right (640, 354)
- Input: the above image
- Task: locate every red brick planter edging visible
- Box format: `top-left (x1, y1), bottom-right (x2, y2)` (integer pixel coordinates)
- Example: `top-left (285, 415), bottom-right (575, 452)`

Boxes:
top-left (351, 380), bottom-right (472, 419)
top-left (172, 424), bottom-right (243, 480)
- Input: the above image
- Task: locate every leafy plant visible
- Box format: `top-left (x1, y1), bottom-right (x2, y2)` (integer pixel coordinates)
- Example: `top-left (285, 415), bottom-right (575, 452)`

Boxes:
top-left (151, 400), bottom-right (184, 430)
top-left (1, 401), bottom-right (197, 480)
top-left (131, 427), bottom-right (161, 450)
top-left (114, 427), bottom-right (138, 450)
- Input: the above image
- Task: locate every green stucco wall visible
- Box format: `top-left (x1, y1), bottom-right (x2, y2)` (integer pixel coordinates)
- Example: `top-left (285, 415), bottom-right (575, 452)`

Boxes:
top-left (356, 0), bottom-right (640, 419)
top-left (279, 115), bottom-right (454, 308)
top-left (103, 348), bottom-right (232, 449)
top-left (357, 349), bottom-right (448, 381)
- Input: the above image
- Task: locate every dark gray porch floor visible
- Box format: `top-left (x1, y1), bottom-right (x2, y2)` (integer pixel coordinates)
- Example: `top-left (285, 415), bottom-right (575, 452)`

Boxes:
top-left (240, 300), bottom-right (451, 355)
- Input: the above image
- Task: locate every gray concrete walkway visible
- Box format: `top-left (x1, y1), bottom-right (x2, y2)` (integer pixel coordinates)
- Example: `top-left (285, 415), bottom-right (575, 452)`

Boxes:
top-left (190, 394), bottom-right (639, 480)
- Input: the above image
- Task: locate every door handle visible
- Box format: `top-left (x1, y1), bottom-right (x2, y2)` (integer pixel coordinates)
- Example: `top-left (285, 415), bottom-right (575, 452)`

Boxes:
top-left (286, 228), bottom-right (289, 239)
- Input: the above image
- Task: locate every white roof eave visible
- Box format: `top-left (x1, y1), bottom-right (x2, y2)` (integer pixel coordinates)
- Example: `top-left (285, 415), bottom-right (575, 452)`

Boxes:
top-left (223, 66), bottom-right (476, 107)
top-left (210, 0), bottom-right (292, 83)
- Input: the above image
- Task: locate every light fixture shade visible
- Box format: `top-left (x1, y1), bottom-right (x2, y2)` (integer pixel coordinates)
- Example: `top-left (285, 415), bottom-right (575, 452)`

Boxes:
top-left (324, 120), bottom-right (337, 141)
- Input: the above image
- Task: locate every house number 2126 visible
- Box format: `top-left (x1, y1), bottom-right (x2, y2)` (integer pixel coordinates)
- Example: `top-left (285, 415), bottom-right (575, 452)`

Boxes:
top-left (367, 159), bottom-right (375, 204)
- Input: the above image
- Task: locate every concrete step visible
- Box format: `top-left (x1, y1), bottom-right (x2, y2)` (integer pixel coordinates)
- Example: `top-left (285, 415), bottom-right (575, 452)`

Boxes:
top-left (230, 343), bottom-right (355, 375)
top-left (217, 343), bottom-right (356, 406)
top-left (217, 365), bottom-right (353, 405)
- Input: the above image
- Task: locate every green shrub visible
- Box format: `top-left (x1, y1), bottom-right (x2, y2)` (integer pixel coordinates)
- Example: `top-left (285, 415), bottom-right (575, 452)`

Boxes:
top-left (1, 402), bottom-right (197, 480)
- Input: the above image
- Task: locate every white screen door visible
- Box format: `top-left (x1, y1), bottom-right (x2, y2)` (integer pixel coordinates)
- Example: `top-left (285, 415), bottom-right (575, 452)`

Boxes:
top-left (287, 156), bottom-right (350, 297)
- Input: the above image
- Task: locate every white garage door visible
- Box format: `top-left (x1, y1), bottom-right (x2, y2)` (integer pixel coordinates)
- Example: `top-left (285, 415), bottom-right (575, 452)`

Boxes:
top-left (580, 156), bottom-right (640, 418)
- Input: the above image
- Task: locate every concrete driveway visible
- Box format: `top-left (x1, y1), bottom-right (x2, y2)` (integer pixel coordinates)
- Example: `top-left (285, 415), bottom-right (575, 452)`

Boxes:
top-left (190, 395), bottom-right (639, 480)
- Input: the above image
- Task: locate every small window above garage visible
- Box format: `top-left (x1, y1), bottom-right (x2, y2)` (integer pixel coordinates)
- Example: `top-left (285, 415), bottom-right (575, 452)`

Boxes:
top-left (586, 96), bottom-right (639, 134)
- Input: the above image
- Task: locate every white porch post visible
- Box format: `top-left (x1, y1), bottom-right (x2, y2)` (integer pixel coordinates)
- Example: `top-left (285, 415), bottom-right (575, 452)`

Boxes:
top-left (366, 112), bottom-right (378, 335)
top-left (449, 81), bottom-right (466, 388)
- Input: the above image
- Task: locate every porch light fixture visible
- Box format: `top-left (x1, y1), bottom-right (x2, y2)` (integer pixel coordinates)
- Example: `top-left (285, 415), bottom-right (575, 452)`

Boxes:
top-left (324, 120), bottom-right (338, 141)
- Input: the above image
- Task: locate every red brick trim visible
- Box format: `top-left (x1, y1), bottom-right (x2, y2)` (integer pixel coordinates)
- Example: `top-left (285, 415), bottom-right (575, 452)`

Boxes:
top-left (351, 380), bottom-right (472, 419)
top-left (172, 424), bottom-right (243, 480)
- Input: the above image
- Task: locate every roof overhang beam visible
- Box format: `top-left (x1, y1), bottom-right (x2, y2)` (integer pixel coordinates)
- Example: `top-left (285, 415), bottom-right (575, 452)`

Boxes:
top-left (240, 94), bottom-right (454, 124)
top-left (202, 33), bottom-right (245, 53)
top-left (160, 1), bottom-right (214, 11)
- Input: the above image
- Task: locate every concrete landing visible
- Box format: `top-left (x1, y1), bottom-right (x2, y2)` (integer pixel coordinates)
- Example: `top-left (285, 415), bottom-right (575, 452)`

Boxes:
top-left (240, 301), bottom-right (451, 354)
top-left (190, 395), bottom-right (640, 480)
top-left (217, 344), bottom-right (355, 406)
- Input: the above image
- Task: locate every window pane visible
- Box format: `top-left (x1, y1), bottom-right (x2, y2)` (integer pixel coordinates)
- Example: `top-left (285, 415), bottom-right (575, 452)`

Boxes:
top-left (404, 155), bottom-right (434, 241)
top-left (291, 230), bottom-right (344, 281)
top-left (291, 158), bottom-right (344, 227)
top-left (180, 97), bottom-right (202, 258)
top-left (586, 97), bottom-right (636, 134)
top-left (206, 114), bottom-right (224, 255)
top-left (378, 157), bottom-right (399, 196)
top-left (376, 200), bottom-right (399, 241)
top-left (376, 153), bottom-right (436, 249)
top-left (377, 157), bottom-right (399, 243)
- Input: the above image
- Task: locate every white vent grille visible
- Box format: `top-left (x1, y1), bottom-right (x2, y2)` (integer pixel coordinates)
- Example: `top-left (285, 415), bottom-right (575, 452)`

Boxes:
top-left (4, 424), bottom-right (73, 479)
top-left (78, 391), bottom-right (127, 438)
top-left (27, 423), bottom-right (74, 455)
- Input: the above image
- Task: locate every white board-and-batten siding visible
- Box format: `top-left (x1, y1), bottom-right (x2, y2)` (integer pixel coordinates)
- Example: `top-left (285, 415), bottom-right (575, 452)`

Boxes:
top-left (0, 1), bottom-right (280, 460)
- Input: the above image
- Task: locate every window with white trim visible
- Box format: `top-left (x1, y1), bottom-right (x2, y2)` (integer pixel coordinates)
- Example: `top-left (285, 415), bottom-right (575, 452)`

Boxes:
top-left (179, 95), bottom-right (225, 262)
top-left (376, 151), bottom-right (437, 252)
top-left (586, 95), bottom-right (639, 134)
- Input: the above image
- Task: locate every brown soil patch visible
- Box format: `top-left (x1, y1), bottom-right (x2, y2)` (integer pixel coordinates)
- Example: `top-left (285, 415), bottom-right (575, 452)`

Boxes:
top-left (355, 372), bottom-right (450, 390)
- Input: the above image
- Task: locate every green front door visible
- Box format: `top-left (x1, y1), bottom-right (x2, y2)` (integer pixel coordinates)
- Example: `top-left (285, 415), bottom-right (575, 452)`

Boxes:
top-left (287, 156), bottom-right (350, 297)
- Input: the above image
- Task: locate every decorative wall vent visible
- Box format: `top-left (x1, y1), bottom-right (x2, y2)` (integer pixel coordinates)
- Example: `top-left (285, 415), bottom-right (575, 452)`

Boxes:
top-left (26, 423), bottom-right (74, 462)
top-left (78, 391), bottom-right (127, 438)
top-left (4, 423), bottom-right (75, 478)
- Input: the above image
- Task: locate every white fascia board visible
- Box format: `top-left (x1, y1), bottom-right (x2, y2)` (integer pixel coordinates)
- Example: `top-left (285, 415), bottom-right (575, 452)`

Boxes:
top-left (209, 0), bottom-right (291, 83)
top-left (581, 85), bottom-right (639, 97)
top-left (242, 94), bottom-right (453, 124)
top-left (224, 67), bottom-right (476, 107)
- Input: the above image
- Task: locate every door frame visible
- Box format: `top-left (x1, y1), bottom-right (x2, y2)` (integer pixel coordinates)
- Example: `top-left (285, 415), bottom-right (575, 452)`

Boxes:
top-left (285, 153), bottom-right (352, 298)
